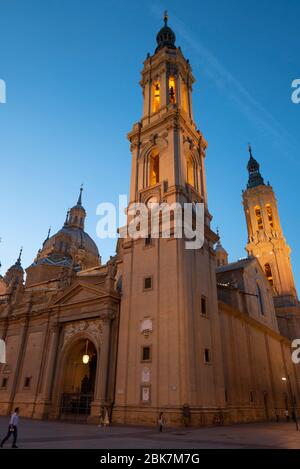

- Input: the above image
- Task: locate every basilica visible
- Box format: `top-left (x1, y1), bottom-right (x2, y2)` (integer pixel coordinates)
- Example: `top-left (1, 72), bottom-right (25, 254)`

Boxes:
top-left (1, 16), bottom-right (300, 427)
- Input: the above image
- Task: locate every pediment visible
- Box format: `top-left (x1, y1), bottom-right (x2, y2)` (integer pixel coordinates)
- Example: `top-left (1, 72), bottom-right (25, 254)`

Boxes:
top-left (51, 281), bottom-right (108, 306)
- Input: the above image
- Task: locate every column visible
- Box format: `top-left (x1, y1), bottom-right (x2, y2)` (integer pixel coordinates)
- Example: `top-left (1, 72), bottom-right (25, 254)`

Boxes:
top-left (90, 312), bottom-right (114, 421)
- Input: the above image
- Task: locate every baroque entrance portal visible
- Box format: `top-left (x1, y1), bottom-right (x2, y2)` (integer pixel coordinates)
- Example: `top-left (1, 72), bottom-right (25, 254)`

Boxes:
top-left (59, 339), bottom-right (97, 422)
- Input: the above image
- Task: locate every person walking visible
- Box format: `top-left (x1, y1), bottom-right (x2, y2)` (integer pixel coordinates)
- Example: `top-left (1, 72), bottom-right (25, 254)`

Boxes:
top-left (1, 407), bottom-right (20, 448)
top-left (158, 412), bottom-right (165, 433)
top-left (285, 409), bottom-right (290, 422)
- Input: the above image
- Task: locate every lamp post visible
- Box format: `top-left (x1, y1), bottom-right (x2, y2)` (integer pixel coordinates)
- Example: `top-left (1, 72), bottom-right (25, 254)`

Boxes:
top-left (282, 376), bottom-right (299, 431)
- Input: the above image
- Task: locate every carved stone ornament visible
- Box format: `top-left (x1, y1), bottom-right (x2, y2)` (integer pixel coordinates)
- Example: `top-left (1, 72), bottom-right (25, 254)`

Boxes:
top-left (149, 133), bottom-right (168, 151)
top-left (140, 317), bottom-right (153, 337)
top-left (140, 186), bottom-right (161, 204)
top-left (63, 319), bottom-right (103, 346)
top-left (142, 367), bottom-right (150, 383)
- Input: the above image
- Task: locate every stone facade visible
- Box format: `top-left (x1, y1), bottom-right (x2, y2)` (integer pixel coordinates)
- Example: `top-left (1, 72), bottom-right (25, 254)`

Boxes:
top-left (0, 16), bottom-right (300, 427)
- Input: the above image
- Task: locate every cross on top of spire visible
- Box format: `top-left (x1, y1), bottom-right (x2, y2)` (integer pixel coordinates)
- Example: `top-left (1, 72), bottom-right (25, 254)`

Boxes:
top-left (163, 10), bottom-right (168, 26)
top-left (77, 184), bottom-right (83, 206)
top-left (248, 143), bottom-right (253, 158)
top-left (155, 10), bottom-right (176, 53)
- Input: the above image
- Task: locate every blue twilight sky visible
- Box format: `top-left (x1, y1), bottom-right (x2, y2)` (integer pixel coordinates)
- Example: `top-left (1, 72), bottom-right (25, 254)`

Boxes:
top-left (0, 0), bottom-right (299, 290)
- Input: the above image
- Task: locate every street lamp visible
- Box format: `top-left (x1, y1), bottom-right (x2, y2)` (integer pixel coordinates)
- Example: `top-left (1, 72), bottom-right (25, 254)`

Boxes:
top-left (282, 375), bottom-right (299, 431)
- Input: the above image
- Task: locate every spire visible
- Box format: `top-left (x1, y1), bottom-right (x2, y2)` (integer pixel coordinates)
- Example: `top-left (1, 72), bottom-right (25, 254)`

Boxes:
top-left (246, 144), bottom-right (265, 189)
top-left (77, 184), bottom-right (83, 206)
top-left (68, 187), bottom-right (86, 230)
top-left (43, 227), bottom-right (51, 246)
top-left (155, 11), bottom-right (176, 53)
top-left (216, 227), bottom-right (221, 246)
top-left (64, 209), bottom-right (70, 227)
top-left (16, 246), bottom-right (23, 266)
top-left (163, 10), bottom-right (168, 26)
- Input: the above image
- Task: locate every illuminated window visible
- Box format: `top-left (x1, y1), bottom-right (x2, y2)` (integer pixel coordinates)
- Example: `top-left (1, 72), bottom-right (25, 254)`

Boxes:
top-left (169, 76), bottom-right (176, 104)
top-left (255, 206), bottom-right (264, 230)
top-left (264, 263), bottom-right (273, 286)
top-left (266, 204), bottom-right (274, 229)
top-left (152, 81), bottom-right (160, 113)
top-left (149, 151), bottom-right (159, 186)
top-left (187, 156), bottom-right (194, 186)
top-left (182, 82), bottom-right (188, 112)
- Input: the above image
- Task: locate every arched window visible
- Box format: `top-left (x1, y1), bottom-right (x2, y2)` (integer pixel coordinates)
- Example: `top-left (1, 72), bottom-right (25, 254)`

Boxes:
top-left (266, 204), bottom-right (274, 229)
top-left (152, 81), bottom-right (160, 113)
top-left (149, 151), bottom-right (159, 186)
top-left (255, 206), bottom-right (263, 230)
top-left (257, 284), bottom-right (265, 316)
top-left (169, 76), bottom-right (176, 104)
top-left (264, 263), bottom-right (273, 286)
top-left (186, 156), bottom-right (194, 187)
top-left (181, 82), bottom-right (188, 113)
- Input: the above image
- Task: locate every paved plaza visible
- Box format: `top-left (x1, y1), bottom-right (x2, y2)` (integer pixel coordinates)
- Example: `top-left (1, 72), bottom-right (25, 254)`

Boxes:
top-left (0, 417), bottom-right (300, 449)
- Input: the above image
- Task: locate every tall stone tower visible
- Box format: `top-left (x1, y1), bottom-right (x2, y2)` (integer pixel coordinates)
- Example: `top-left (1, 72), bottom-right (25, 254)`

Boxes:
top-left (113, 14), bottom-right (225, 426)
top-left (242, 145), bottom-right (300, 337)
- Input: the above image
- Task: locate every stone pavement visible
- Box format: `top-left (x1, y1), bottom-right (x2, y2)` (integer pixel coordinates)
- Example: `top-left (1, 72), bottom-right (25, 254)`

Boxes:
top-left (0, 417), bottom-right (300, 449)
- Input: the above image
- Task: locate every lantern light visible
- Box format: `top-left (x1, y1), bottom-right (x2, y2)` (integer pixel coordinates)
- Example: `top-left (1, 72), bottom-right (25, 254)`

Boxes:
top-left (82, 340), bottom-right (89, 364)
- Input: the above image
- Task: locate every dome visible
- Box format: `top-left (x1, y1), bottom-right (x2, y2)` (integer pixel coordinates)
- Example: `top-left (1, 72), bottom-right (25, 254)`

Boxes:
top-left (34, 225), bottom-right (100, 270)
top-left (31, 188), bottom-right (100, 271)
top-left (155, 12), bottom-right (176, 53)
top-left (43, 227), bottom-right (99, 259)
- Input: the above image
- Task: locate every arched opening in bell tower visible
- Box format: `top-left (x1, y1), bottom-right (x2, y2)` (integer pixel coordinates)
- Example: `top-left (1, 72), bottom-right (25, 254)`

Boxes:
top-left (264, 263), bottom-right (274, 287)
top-left (152, 81), bottom-right (161, 113)
top-left (168, 76), bottom-right (176, 104)
top-left (181, 81), bottom-right (189, 113)
top-left (59, 339), bottom-right (97, 421)
top-left (186, 155), bottom-right (195, 187)
top-left (149, 150), bottom-right (160, 186)
top-left (266, 204), bottom-right (274, 229)
top-left (254, 206), bottom-right (264, 230)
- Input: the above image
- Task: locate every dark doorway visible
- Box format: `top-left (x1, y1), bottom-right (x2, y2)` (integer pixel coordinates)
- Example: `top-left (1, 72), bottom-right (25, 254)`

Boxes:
top-left (59, 339), bottom-right (97, 422)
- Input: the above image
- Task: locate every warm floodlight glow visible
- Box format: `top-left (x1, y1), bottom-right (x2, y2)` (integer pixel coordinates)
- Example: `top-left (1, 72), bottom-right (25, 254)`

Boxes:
top-left (82, 354), bottom-right (89, 364)
top-left (82, 340), bottom-right (89, 364)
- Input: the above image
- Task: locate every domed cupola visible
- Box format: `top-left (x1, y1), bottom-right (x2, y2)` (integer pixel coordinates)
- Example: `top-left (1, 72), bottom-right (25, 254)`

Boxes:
top-left (26, 188), bottom-right (101, 286)
top-left (4, 248), bottom-right (24, 286)
top-left (66, 185), bottom-right (86, 230)
top-left (155, 11), bottom-right (176, 53)
top-left (215, 230), bottom-right (229, 267)
top-left (247, 144), bottom-right (265, 189)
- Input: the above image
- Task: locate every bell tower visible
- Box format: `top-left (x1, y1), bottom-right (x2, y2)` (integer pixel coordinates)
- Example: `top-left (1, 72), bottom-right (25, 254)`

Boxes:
top-left (113, 13), bottom-right (225, 426)
top-left (243, 145), bottom-right (299, 311)
top-left (128, 11), bottom-right (205, 206)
